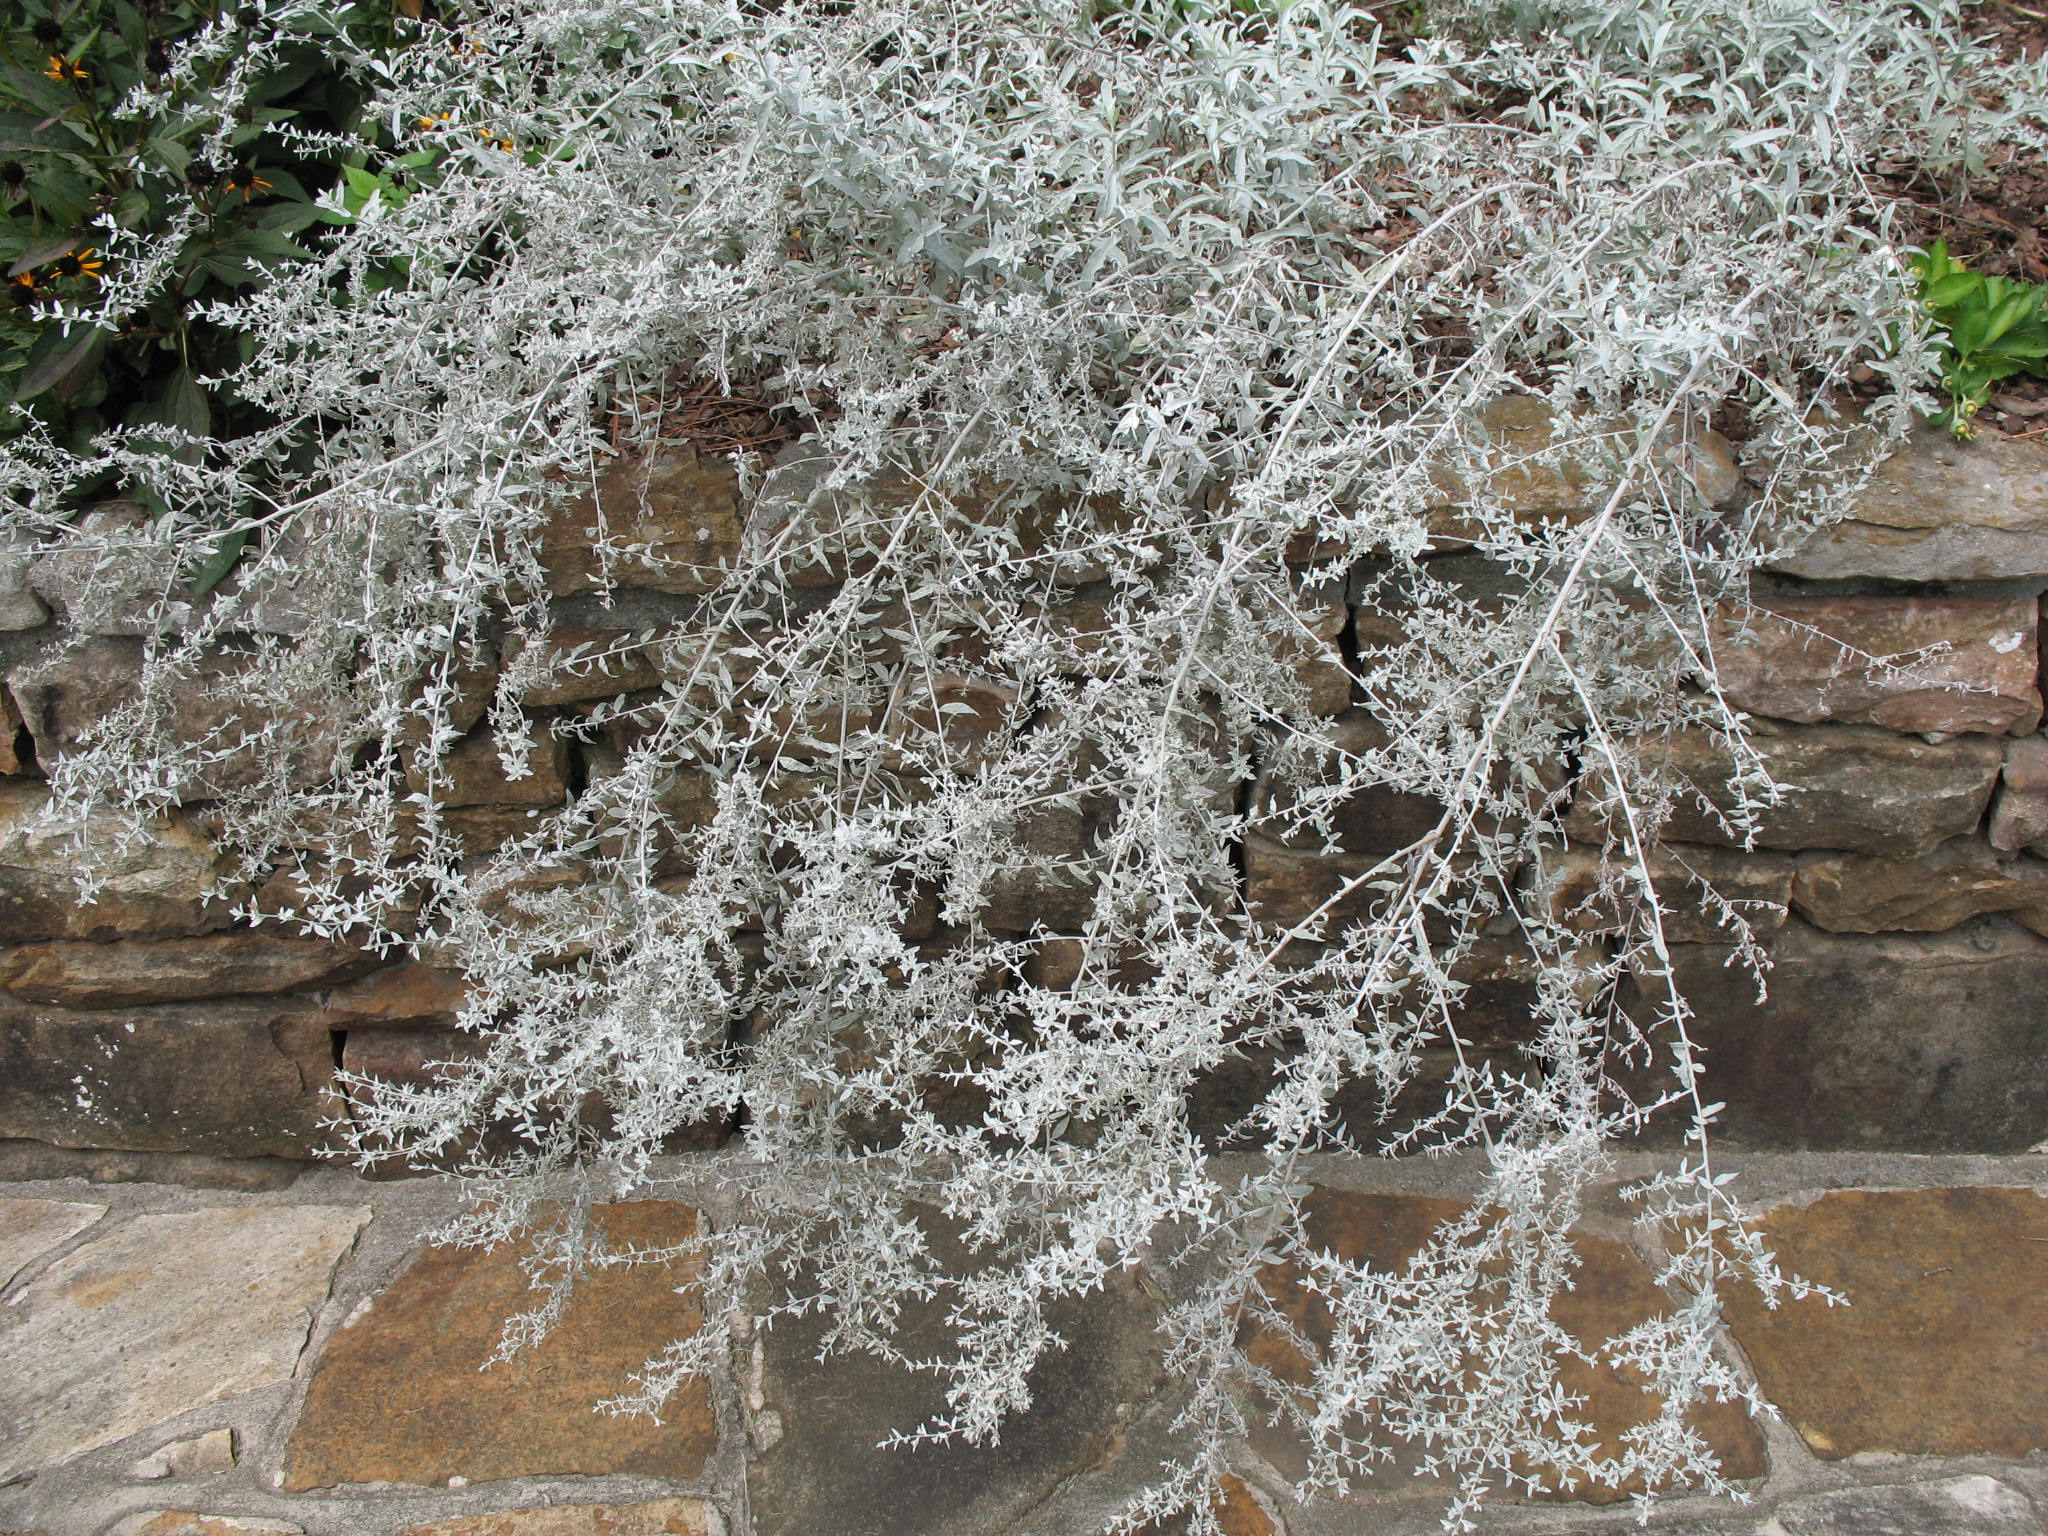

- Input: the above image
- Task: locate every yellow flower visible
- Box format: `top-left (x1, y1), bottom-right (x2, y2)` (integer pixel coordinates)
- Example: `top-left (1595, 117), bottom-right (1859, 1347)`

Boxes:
top-left (52, 248), bottom-right (102, 281)
top-left (43, 54), bottom-right (88, 83)
top-left (419, 112), bottom-right (452, 131)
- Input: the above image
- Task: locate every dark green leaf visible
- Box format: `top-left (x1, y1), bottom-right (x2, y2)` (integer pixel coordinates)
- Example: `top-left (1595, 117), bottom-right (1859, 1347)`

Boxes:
top-left (12, 322), bottom-right (107, 402)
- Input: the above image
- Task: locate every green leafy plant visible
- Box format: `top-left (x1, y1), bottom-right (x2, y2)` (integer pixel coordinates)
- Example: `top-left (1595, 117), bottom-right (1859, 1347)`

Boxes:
top-left (1911, 237), bottom-right (2048, 436)
top-left (0, 0), bottom-right (424, 485)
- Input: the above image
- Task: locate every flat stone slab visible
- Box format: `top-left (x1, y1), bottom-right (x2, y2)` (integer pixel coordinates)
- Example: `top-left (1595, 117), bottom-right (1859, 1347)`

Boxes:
top-left (0, 1203), bottom-right (367, 1480)
top-left (748, 1231), bottom-right (1163, 1536)
top-left (109, 1516), bottom-right (304, 1536)
top-left (1244, 1193), bottom-right (1766, 1504)
top-left (1723, 1187), bottom-right (2048, 1458)
top-left (396, 1501), bottom-right (724, 1536)
top-left (284, 1201), bottom-right (714, 1490)
top-left (1776, 1475), bottom-right (2044, 1536)
top-left (0, 1195), bottom-right (103, 1287)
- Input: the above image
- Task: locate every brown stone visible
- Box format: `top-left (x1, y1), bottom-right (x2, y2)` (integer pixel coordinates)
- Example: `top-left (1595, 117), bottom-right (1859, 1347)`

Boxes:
top-left (1139, 1475), bottom-right (1279, 1536)
top-left (1568, 722), bottom-right (2001, 858)
top-left (0, 996), bottom-right (337, 1158)
top-left (889, 672), bottom-right (1021, 766)
top-left (321, 962), bottom-right (471, 1027)
top-left (1523, 843), bottom-right (1793, 945)
top-left (0, 685), bottom-right (28, 775)
top-left (1706, 594), bottom-right (2040, 735)
top-left (540, 447), bottom-right (746, 595)
top-left (1244, 1192), bottom-right (1766, 1502)
top-left (1722, 1187), bottom-right (2048, 1459)
top-left (340, 1026), bottom-right (484, 1090)
top-left (1770, 427), bottom-right (2048, 581)
top-left (109, 1514), bottom-right (303, 1536)
top-left (1790, 838), bottom-right (2048, 935)
top-left (1989, 733), bottom-right (2048, 852)
top-left (395, 1502), bottom-right (723, 1536)
top-left (0, 933), bottom-right (373, 1008)
top-left (1621, 919), bottom-right (2048, 1152)
top-left (8, 638), bottom-right (346, 796)
top-left (411, 721), bottom-right (570, 808)
top-left (509, 627), bottom-right (661, 706)
top-left (284, 1201), bottom-right (715, 1490)
top-left (0, 781), bottom-right (235, 943)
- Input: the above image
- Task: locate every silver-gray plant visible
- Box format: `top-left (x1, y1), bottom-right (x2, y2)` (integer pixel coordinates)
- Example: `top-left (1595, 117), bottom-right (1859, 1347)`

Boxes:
top-left (4, 0), bottom-right (2040, 1526)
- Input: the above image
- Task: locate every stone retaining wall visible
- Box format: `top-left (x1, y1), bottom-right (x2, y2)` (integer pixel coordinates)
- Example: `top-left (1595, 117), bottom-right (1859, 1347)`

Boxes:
top-left (2, 423), bottom-right (2047, 1534)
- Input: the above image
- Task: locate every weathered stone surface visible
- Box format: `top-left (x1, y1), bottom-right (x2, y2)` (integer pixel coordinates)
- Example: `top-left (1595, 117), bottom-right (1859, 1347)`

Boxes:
top-left (1770, 428), bottom-right (2048, 580)
top-left (0, 996), bottom-right (337, 1158)
top-left (1990, 732), bottom-right (2048, 852)
top-left (1568, 722), bottom-right (2001, 858)
top-left (541, 447), bottom-right (745, 595)
top-left (1244, 1192), bottom-right (1766, 1502)
top-left (319, 962), bottom-right (470, 1028)
top-left (132, 1427), bottom-right (237, 1479)
top-left (1776, 1476), bottom-right (2045, 1536)
top-left (1623, 920), bottom-right (2048, 1151)
top-left (0, 781), bottom-right (233, 943)
top-left (0, 683), bottom-right (29, 774)
top-left (508, 626), bottom-right (661, 706)
top-left (9, 638), bottom-right (345, 795)
top-left (1251, 710), bottom-right (1445, 857)
top-left (0, 934), bottom-right (372, 1008)
top-left (0, 540), bottom-right (49, 630)
top-left (1706, 594), bottom-right (2041, 735)
top-left (1140, 1475), bottom-right (1279, 1536)
top-left (0, 1196), bottom-right (103, 1288)
top-left (284, 1201), bottom-right (714, 1490)
top-left (1791, 838), bottom-right (2048, 934)
top-left (0, 1139), bottom-right (305, 1189)
top-left (1723, 1188), bottom-right (2048, 1459)
top-left (395, 1502), bottom-right (724, 1536)
top-left (410, 721), bottom-right (570, 808)
top-left (0, 1203), bottom-right (366, 1479)
top-left (339, 1026), bottom-right (484, 1092)
top-left (28, 504), bottom-right (188, 635)
top-left (889, 672), bottom-right (1021, 766)
top-left (109, 1515), bottom-right (303, 1536)
top-left (1524, 843), bottom-right (1793, 944)
top-left (750, 1241), bottom-right (1162, 1536)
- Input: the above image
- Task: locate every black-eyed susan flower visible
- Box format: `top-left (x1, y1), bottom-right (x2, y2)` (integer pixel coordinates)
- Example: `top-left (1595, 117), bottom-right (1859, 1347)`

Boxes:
top-left (52, 248), bottom-right (102, 281)
top-left (225, 163), bottom-right (271, 195)
top-left (8, 273), bottom-right (41, 309)
top-left (44, 54), bottom-right (88, 83)
top-left (419, 112), bottom-right (452, 132)
top-left (145, 41), bottom-right (171, 74)
top-left (186, 158), bottom-right (219, 188)
top-left (0, 161), bottom-right (25, 190)
top-left (31, 17), bottom-right (62, 45)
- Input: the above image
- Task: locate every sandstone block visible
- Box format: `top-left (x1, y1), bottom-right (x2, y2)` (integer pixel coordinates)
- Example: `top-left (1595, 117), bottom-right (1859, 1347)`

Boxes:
top-left (320, 962), bottom-right (470, 1028)
top-left (0, 996), bottom-right (338, 1158)
top-left (8, 639), bottom-right (347, 796)
top-left (284, 1202), bottom-right (715, 1490)
top-left (1250, 709), bottom-right (1446, 858)
top-left (1770, 428), bottom-right (2048, 580)
top-left (1569, 722), bottom-right (2001, 858)
top-left (110, 1516), bottom-right (303, 1536)
top-left (410, 721), bottom-right (570, 809)
top-left (1791, 838), bottom-right (2048, 934)
top-left (1706, 594), bottom-right (2040, 735)
top-left (340, 1026), bottom-right (484, 1093)
top-left (0, 1203), bottom-right (367, 1480)
top-left (396, 1502), bottom-right (724, 1536)
top-left (0, 933), bottom-right (373, 1008)
top-left (889, 671), bottom-right (1021, 767)
top-left (507, 626), bottom-right (660, 706)
top-left (1244, 1192), bottom-right (1765, 1501)
top-left (0, 781), bottom-right (234, 943)
top-left (541, 446), bottom-right (745, 595)
top-left (0, 1195), bottom-right (103, 1288)
top-left (132, 1427), bottom-right (236, 1479)
top-left (1722, 1188), bottom-right (2048, 1458)
top-left (1988, 732), bottom-right (2048, 851)
top-left (1622, 919), bottom-right (2048, 1151)
top-left (1522, 843), bottom-right (1793, 944)
top-left (749, 1228), bottom-right (1161, 1536)
top-left (1775, 1476), bottom-right (2044, 1536)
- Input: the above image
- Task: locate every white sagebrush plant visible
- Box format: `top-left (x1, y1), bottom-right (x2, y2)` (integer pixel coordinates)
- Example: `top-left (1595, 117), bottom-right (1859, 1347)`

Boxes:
top-left (5, 0), bottom-right (2043, 1525)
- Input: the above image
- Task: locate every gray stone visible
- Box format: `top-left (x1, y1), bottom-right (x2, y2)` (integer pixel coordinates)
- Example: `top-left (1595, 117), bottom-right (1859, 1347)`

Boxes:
top-left (131, 1427), bottom-right (236, 1479)
top-left (0, 540), bottom-right (49, 630)
top-left (28, 504), bottom-right (190, 635)
top-left (1777, 1477), bottom-right (2044, 1536)
top-left (0, 1203), bottom-right (367, 1479)
top-left (1568, 722), bottom-right (2001, 859)
top-left (1621, 918), bottom-right (2048, 1152)
top-left (0, 781), bottom-right (235, 944)
top-left (0, 1196), bottom-right (103, 1288)
top-left (0, 996), bottom-right (338, 1158)
top-left (1771, 427), bottom-right (2048, 580)
top-left (1990, 733), bottom-right (2048, 852)
top-left (0, 1140), bottom-right (306, 1189)
top-left (394, 1503), bottom-right (724, 1536)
